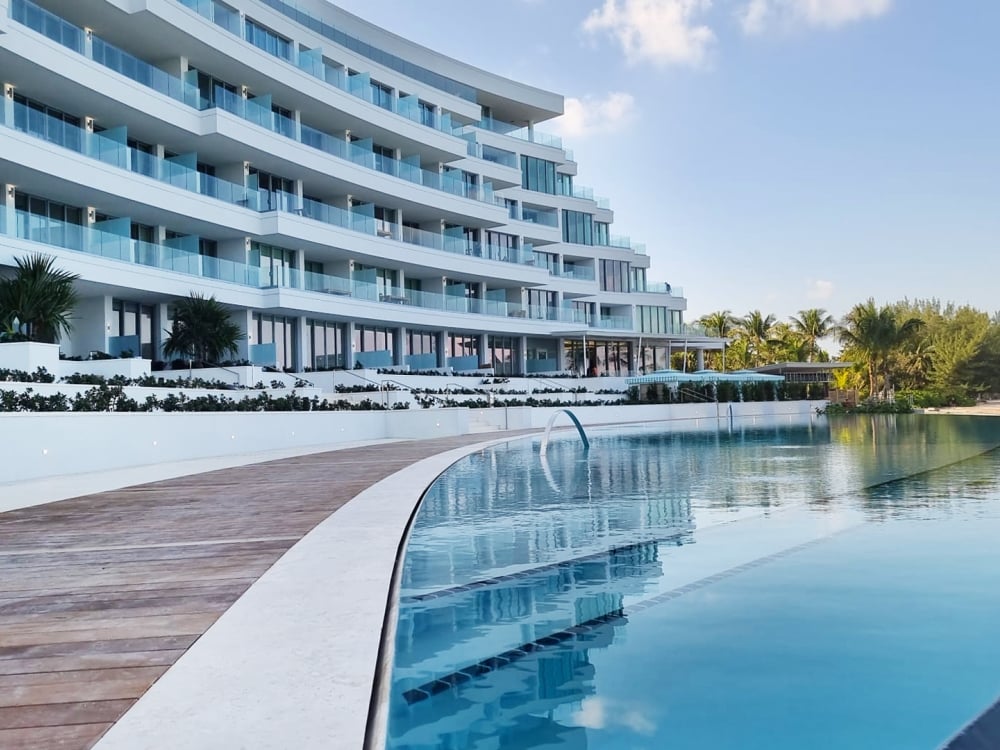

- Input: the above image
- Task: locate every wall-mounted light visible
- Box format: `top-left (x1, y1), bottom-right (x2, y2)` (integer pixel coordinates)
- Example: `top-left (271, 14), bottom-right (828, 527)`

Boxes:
top-left (6, 185), bottom-right (14, 198)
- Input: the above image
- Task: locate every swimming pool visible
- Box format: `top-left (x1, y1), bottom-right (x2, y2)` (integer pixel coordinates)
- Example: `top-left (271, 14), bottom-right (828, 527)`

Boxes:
top-left (382, 414), bottom-right (1000, 749)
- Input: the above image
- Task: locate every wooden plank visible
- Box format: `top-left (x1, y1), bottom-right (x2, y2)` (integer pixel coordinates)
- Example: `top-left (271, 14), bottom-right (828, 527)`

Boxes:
top-left (0, 649), bottom-right (186, 676)
top-left (0, 700), bottom-right (134, 730)
top-left (0, 431), bottom-right (536, 749)
top-left (0, 722), bottom-right (111, 749)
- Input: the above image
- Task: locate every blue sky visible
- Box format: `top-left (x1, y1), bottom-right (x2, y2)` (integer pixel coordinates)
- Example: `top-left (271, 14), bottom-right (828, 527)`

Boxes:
top-left (333, 0), bottom-right (1000, 325)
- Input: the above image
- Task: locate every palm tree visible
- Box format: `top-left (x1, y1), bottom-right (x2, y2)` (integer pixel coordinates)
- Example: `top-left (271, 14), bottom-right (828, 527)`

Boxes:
top-left (839, 299), bottom-right (923, 398)
top-left (0, 253), bottom-right (79, 343)
top-left (697, 310), bottom-right (737, 371)
top-left (698, 310), bottom-right (737, 338)
top-left (163, 293), bottom-right (242, 365)
top-left (789, 308), bottom-right (836, 362)
top-left (740, 310), bottom-right (777, 367)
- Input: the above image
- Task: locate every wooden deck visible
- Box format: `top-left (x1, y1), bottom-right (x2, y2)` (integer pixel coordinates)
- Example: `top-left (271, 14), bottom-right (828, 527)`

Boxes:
top-left (0, 432), bottom-right (529, 750)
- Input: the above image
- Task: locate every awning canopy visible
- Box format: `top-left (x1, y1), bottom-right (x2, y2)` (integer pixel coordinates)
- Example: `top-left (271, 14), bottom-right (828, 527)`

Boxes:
top-left (626, 368), bottom-right (785, 385)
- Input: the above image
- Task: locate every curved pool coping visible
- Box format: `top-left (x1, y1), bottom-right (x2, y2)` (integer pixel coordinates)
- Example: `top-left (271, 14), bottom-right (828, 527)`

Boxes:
top-left (90, 430), bottom-right (540, 750)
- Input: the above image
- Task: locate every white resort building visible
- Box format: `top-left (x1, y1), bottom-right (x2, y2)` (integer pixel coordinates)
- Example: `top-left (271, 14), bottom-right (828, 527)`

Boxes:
top-left (0, 0), bottom-right (722, 378)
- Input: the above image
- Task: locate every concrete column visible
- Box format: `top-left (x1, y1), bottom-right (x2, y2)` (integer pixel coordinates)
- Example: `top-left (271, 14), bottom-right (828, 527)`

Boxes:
top-left (696, 348), bottom-right (705, 370)
top-left (292, 109), bottom-right (302, 141)
top-left (396, 326), bottom-right (406, 368)
top-left (519, 336), bottom-right (528, 376)
top-left (3, 83), bottom-right (14, 126)
top-left (155, 302), bottom-right (170, 361)
top-left (293, 249), bottom-right (306, 289)
top-left (2, 183), bottom-right (14, 235)
top-left (295, 315), bottom-right (309, 372)
top-left (344, 321), bottom-right (356, 369)
top-left (83, 27), bottom-right (93, 59)
top-left (236, 310), bottom-right (254, 363)
top-left (438, 330), bottom-right (449, 369)
top-left (477, 334), bottom-right (488, 368)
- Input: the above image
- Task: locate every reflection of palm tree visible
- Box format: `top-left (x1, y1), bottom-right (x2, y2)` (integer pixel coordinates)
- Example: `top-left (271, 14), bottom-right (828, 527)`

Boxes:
top-left (839, 299), bottom-right (923, 398)
top-left (163, 293), bottom-right (242, 365)
top-left (0, 253), bottom-right (79, 343)
top-left (790, 308), bottom-right (836, 362)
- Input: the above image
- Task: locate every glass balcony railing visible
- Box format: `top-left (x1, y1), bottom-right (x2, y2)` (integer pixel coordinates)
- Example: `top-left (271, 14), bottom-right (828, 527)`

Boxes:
top-left (6, 210), bottom-right (598, 325)
top-left (559, 183), bottom-right (611, 209)
top-left (0, 97), bottom-right (263, 210)
top-left (475, 118), bottom-right (563, 149)
top-left (515, 207), bottom-right (559, 227)
top-left (249, 0), bottom-right (477, 102)
top-left (1, 102), bottom-right (539, 272)
top-left (635, 282), bottom-right (683, 297)
top-left (554, 266), bottom-right (596, 281)
top-left (12, 0), bottom-right (209, 110)
top-left (176, 0), bottom-right (461, 134)
top-left (10, 0), bottom-right (494, 205)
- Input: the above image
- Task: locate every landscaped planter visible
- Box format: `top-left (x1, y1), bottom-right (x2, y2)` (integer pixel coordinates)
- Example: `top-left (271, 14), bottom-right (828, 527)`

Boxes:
top-left (0, 341), bottom-right (60, 373)
top-left (57, 357), bottom-right (152, 380)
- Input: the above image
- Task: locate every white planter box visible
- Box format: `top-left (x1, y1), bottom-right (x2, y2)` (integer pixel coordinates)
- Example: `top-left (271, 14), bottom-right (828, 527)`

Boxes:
top-left (0, 342), bottom-right (61, 374)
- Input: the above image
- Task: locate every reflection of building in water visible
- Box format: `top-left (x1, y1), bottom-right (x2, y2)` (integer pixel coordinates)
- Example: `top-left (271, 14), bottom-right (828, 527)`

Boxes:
top-left (403, 437), bottom-right (696, 594)
top-left (389, 596), bottom-right (626, 750)
top-left (393, 540), bottom-right (662, 691)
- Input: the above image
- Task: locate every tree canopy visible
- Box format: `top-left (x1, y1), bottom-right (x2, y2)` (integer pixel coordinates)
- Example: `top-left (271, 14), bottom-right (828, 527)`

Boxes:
top-left (693, 299), bottom-right (997, 405)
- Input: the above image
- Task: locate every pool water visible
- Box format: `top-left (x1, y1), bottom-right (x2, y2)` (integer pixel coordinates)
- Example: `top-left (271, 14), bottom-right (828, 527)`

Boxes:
top-left (383, 414), bottom-right (1000, 749)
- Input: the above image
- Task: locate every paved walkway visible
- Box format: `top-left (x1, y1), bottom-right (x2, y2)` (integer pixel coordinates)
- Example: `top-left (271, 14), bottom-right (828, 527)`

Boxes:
top-left (0, 431), bottom-right (533, 750)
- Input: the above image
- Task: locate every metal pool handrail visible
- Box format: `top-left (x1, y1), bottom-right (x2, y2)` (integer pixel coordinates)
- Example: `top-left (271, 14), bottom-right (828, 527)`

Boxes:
top-left (539, 409), bottom-right (590, 457)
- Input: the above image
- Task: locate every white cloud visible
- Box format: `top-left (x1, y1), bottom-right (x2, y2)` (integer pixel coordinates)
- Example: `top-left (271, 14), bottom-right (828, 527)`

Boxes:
top-left (740, 0), bottom-right (891, 34)
top-left (806, 279), bottom-right (835, 301)
top-left (552, 92), bottom-right (637, 138)
top-left (583, 0), bottom-right (716, 68)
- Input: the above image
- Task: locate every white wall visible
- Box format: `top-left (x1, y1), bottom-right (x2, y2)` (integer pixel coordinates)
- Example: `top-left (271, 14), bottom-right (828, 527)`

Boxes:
top-left (0, 400), bottom-right (824, 485)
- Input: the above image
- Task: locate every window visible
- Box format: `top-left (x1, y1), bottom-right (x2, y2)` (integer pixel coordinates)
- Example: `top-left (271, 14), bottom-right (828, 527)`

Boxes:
top-left (485, 231), bottom-right (519, 262)
top-left (370, 80), bottom-right (393, 110)
top-left (193, 70), bottom-right (238, 106)
top-left (631, 267), bottom-right (647, 291)
top-left (249, 168), bottom-right (294, 210)
top-left (534, 251), bottom-right (558, 274)
top-left (14, 192), bottom-right (84, 250)
top-left (308, 319), bottom-right (344, 369)
top-left (12, 93), bottom-right (81, 151)
top-left (252, 313), bottom-right (297, 370)
top-left (526, 290), bottom-right (558, 319)
top-left (271, 103), bottom-right (295, 138)
top-left (562, 210), bottom-right (594, 245)
top-left (595, 222), bottom-right (610, 246)
top-left (446, 335), bottom-right (479, 359)
top-left (419, 100), bottom-right (436, 127)
top-left (128, 138), bottom-right (156, 177)
top-left (557, 172), bottom-right (573, 196)
top-left (354, 325), bottom-right (395, 355)
top-left (250, 242), bottom-right (297, 288)
top-left (244, 17), bottom-right (292, 60)
top-left (571, 301), bottom-right (594, 325)
top-left (600, 259), bottom-right (631, 292)
top-left (520, 156), bottom-right (557, 194)
top-left (372, 143), bottom-right (395, 175)
top-left (406, 329), bottom-right (437, 356)
top-left (487, 336), bottom-right (518, 375)
top-left (111, 299), bottom-right (156, 359)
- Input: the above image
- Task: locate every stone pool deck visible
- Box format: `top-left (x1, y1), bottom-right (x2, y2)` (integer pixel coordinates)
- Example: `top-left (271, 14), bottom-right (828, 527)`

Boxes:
top-left (0, 430), bottom-right (535, 750)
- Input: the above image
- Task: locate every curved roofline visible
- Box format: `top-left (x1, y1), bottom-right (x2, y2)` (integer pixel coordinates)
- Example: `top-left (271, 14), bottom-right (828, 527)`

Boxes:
top-left (275, 0), bottom-right (564, 122)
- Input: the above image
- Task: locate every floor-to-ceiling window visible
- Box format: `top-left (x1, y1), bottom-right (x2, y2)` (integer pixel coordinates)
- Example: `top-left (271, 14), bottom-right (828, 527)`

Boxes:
top-left (307, 319), bottom-right (344, 370)
top-left (252, 313), bottom-right (297, 370)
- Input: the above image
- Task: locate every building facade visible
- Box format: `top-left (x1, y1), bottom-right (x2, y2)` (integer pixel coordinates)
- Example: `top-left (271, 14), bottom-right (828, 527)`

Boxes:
top-left (0, 0), bottom-right (721, 377)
